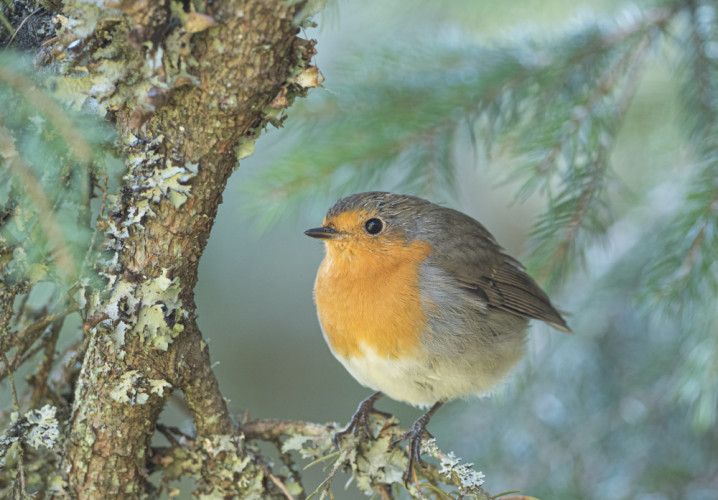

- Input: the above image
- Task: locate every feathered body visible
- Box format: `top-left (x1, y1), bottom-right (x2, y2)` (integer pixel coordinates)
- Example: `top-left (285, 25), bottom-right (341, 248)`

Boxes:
top-left (311, 192), bottom-right (571, 407)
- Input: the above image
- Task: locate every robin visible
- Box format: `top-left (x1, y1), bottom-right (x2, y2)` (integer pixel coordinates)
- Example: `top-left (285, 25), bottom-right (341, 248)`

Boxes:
top-left (305, 192), bottom-right (571, 480)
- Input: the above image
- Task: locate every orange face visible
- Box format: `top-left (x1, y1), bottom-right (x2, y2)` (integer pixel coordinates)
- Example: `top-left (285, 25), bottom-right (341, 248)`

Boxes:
top-left (309, 208), bottom-right (432, 360)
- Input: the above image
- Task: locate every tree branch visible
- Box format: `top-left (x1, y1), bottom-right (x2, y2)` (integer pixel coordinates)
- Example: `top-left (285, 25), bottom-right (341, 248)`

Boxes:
top-left (54, 0), bottom-right (317, 497)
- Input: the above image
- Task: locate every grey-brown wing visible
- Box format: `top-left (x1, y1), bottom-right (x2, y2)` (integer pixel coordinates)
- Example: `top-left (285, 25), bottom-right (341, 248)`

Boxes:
top-left (422, 207), bottom-right (571, 333)
top-left (458, 257), bottom-right (572, 333)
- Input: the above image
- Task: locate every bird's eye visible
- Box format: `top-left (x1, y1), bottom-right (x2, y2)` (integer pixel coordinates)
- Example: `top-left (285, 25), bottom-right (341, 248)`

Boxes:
top-left (364, 218), bottom-right (384, 235)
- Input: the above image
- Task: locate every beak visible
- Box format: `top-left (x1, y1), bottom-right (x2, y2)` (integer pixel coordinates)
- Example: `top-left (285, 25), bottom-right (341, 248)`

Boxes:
top-left (304, 226), bottom-right (341, 240)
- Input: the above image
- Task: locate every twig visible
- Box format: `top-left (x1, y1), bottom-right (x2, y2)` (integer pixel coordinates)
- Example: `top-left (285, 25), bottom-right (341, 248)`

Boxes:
top-left (272, 438), bottom-right (307, 500)
top-left (2, 8), bottom-right (42, 54)
top-left (674, 187), bottom-right (718, 280)
top-left (268, 472), bottom-right (296, 500)
top-left (540, 32), bottom-right (653, 279)
top-left (0, 308), bottom-right (78, 382)
top-left (242, 418), bottom-right (335, 441)
top-left (1, 350), bottom-right (20, 412)
top-left (3, 308), bottom-right (75, 350)
top-left (80, 172), bottom-right (111, 293)
top-left (306, 446), bottom-right (350, 500)
top-left (377, 483), bottom-right (395, 500)
top-left (1, 346), bottom-right (27, 499)
top-left (29, 318), bottom-right (64, 408)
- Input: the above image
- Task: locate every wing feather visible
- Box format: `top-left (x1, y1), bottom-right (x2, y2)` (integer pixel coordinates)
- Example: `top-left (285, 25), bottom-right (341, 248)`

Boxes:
top-left (421, 207), bottom-right (572, 333)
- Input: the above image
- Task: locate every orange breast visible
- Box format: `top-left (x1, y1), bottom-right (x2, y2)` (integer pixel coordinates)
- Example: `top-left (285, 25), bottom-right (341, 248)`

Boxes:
top-left (314, 239), bottom-right (432, 360)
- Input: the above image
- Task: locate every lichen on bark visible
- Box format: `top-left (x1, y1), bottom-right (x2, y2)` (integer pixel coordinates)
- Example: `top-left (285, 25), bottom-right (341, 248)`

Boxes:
top-left (46, 0), bottom-right (319, 497)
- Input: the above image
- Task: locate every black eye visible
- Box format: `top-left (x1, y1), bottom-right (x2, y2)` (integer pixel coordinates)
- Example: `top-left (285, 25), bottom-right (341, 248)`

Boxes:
top-left (364, 218), bottom-right (384, 235)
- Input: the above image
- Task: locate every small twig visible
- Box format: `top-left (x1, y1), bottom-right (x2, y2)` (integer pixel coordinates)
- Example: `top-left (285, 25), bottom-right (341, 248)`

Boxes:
top-left (268, 472), bottom-right (296, 500)
top-left (242, 418), bottom-right (335, 441)
top-left (0, 308), bottom-right (78, 382)
top-left (272, 438), bottom-right (306, 499)
top-left (377, 483), bottom-right (395, 500)
top-left (14, 293), bottom-right (31, 329)
top-left (8, 342), bottom-right (46, 377)
top-left (156, 424), bottom-right (182, 448)
top-left (673, 188), bottom-right (718, 281)
top-left (13, 452), bottom-right (27, 500)
top-left (29, 317), bottom-right (64, 408)
top-left (306, 447), bottom-right (351, 500)
top-left (4, 309), bottom-right (75, 350)
top-left (81, 172), bottom-right (110, 296)
top-left (2, 8), bottom-right (42, 54)
top-left (537, 33), bottom-right (653, 283)
top-left (82, 312), bottom-right (110, 333)
top-left (538, 28), bottom-right (652, 178)
top-left (1, 346), bottom-right (27, 500)
top-left (1, 350), bottom-right (20, 412)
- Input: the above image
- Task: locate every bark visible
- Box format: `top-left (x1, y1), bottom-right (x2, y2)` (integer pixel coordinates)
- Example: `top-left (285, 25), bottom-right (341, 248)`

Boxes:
top-left (55, 0), bottom-right (315, 497)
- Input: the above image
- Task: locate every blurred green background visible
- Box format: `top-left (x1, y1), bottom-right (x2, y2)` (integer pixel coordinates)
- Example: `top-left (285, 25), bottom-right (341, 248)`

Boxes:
top-left (185, 1), bottom-right (717, 498)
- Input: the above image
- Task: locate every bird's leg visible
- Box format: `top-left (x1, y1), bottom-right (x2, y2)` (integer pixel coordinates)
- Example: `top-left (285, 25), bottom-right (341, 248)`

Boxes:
top-left (390, 401), bottom-right (444, 484)
top-left (333, 391), bottom-right (391, 448)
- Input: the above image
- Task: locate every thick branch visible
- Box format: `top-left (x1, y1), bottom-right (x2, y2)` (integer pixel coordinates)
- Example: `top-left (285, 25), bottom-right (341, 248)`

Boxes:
top-left (60, 0), bottom-right (314, 497)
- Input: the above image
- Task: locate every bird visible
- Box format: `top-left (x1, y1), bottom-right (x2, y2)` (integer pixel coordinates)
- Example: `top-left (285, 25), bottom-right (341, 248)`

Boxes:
top-left (304, 191), bottom-right (571, 481)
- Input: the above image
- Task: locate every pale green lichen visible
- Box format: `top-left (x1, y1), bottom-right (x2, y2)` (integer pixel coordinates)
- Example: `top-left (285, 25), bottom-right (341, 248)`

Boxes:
top-left (25, 405), bottom-right (60, 450)
top-left (109, 371), bottom-right (168, 405)
top-left (62, 2), bottom-right (121, 39)
top-left (235, 138), bottom-right (255, 160)
top-left (113, 146), bottom-right (197, 224)
top-left (179, 434), bottom-right (267, 498)
top-left (47, 473), bottom-right (68, 493)
top-left (0, 405), bottom-right (60, 466)
top-left (283, 417), bottom-right (489, 498)
top-left (138, 165), bottom-right (193, 205)
top-left (292, 0), bottom-right (328, 27)
top-left (149, 378), bottom-right (172, 397)
top-left (124, 199), bottom-right (157, 226)
top-left (106, 280), bottom-right (139, 321)
top-left (282, 421), bottom-right (407, 497)
top-left (103, 268), bottom-right (185, 351)
top-left (132, 269), bottom-right (185, 351)
top-left (110, 370), bottom-right (142, 404)
top-left (424, 438), bottom-right (487, 493)
top-left (74, 278), bottom-right (89, 309)
top-left (135, 304), bottom-right (170, 344)
top-left (354, 435), bottom-right (406, 491)
top-left (54, 0), bottom-right (204, 114)
top-left (106, 218), bottom-right (130, 240)
top-left (281, 432), bottom-right (333, 459)
top-left (113, 320), bottom-right (129, 352)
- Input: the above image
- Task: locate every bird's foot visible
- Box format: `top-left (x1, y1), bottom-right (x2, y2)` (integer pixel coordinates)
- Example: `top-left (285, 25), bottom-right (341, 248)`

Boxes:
top-left (390, 417), bottom-right (433, 485)
top-left (333, 391), bottom-right (391, 448)
top-left (389, 401), bottom-right (444, 486)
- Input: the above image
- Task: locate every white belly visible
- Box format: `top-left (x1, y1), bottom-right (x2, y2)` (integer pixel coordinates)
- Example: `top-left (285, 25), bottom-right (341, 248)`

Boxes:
top-left (335, 343), bottom-right (522, 408)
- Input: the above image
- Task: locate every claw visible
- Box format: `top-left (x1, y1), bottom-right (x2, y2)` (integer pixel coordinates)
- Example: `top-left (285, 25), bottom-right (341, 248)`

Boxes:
top-left (389, 401), bottom-right (444, 486)
top-left (333, 391), bottom-right (389, 447)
